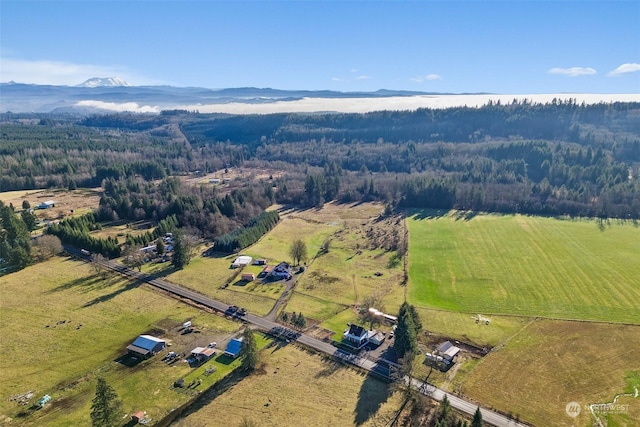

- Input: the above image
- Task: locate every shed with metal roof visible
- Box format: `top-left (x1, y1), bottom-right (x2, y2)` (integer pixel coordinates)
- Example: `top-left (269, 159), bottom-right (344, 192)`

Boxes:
top-left (126, 335), bottom-right (166, 358)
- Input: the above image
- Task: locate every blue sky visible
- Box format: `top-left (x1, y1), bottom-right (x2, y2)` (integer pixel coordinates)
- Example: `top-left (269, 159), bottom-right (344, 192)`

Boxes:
top-left (1, 1), bottom-right (639, 93)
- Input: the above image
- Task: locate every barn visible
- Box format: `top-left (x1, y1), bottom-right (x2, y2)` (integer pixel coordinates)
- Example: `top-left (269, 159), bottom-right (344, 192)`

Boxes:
top-left (126, 335), bottom-right (166, 358)
top-left (231, 256), bottom-right (253, 268)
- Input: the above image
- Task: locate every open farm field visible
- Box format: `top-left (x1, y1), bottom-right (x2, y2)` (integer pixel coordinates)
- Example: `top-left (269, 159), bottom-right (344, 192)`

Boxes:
top-left (171, 343), bottom-right (404, 427)
top-left (461, 320), bottom-right (640, 427)
top-left (0, 188), bottom-right (101, 220)
top-left (407, 211), bottom-right (640, 323)
top-left (0, 256), bottom-right (242, 426)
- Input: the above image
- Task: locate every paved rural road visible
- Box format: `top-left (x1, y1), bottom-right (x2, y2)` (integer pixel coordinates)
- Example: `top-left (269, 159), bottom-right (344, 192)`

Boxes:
top-left (69, 247), bottom-right (528, 427)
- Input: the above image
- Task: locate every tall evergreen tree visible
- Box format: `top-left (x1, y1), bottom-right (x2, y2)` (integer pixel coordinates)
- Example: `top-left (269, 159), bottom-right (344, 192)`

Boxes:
top-left (90, 377), bottom-right (122, 427)
top-left (394, 306), bottom-right (417, 358)
top-left (471, 407), bottom-right (483, 427)
top-left (171, 232), bottom-right (191, 269)
top-left (240, 328), bottom-right (259, 371)
top-left (394, 302), bottom-right (420, 358)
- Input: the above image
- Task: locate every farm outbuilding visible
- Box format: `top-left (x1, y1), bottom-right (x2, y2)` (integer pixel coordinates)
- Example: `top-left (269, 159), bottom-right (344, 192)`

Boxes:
top-left (223, 338), bottom-right (243, 358)
top-left (436, 341), bottom-right (461, 363)
top-left (126, 335), bottom-right (166, 358)
top-left (231, 256), bottom-right (252, 268)
top-left (190, 346), bottom-right (216, 362)
top-left (241, 273), bottom-right (255, 281)
top-left (37, 200), bottom-right (55, 209)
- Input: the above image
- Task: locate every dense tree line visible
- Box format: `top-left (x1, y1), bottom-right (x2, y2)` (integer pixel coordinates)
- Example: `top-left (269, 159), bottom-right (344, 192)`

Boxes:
top-left (97, 176), bottom-right (275, 239)
top-left (213, 210), bottom-right (280, 253)
top-left (0, 201), bottom-right (32, 272)
top-left (2, 101), bottom-right (640, 219)
top-left (46, 213), bottom-right (121, 258)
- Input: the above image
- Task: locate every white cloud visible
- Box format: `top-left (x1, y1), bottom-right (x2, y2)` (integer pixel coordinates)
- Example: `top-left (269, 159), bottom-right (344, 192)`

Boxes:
top-left (75, 100), bottom-right (160, 113)
top-left (547, 67), bottom-right (597, 77)
top-left (332, 77), bottom-right (346, 82)
top-left (350, 69), bottom-right (358, 73)
top-left (0, 57), bottom-right (153, 85)
top-left (411, 73), bottom-right (443, 83)
top-left (355, 75), bottom-right (371, 80)
top-left (179, 94), bottom-right (640, 115)
top-left (607, 63), bottom-right (640, 76)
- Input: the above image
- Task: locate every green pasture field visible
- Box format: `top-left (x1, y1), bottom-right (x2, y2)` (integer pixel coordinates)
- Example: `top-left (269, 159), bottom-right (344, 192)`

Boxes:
top-left (462, 319), bottom-right (640, 427)
top-left (415, 307), bottom-right (532, 348)
top-left (172, 343), bottom-right (404, 427)
top-left (407, 211), bottom-right (640, 323)
top-left (0, 257), bottom-right (241, 426)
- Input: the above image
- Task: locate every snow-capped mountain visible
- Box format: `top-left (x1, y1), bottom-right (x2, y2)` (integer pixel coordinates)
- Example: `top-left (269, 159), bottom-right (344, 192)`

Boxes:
top-left (77, 77), bottom-right (131, 88)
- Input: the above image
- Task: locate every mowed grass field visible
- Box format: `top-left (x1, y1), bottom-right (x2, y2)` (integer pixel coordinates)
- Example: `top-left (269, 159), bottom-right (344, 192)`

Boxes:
top-left (462, 320), bottom-right (640, 427)
top-left (172, 343), bottom-right (404, 427)
top-left (407, 211), bottom-right (640, 323)
top-left (0, 257), bottom-right (242, 426)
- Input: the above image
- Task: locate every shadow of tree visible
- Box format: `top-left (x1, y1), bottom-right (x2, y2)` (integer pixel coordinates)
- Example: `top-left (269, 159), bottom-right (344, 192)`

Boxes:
top-left (354, 374), bottom-right (391, 425)
top-left (82, 280), bottom-right (141, 307)
top-left (170, 369), bottom-right (253, 423)
top-left (314, 359), bottom-right (344, 378)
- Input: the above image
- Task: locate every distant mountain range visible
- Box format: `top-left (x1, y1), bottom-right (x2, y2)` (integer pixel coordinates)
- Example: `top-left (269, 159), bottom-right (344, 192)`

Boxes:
top-left (0, 77), bottom-right (455, 114)
top-left (2, 78), bottom-right (636, 115)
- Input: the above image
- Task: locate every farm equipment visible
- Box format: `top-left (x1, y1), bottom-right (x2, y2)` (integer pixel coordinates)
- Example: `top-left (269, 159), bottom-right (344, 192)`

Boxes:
top-left (471, 314), bottom-right (491, 325)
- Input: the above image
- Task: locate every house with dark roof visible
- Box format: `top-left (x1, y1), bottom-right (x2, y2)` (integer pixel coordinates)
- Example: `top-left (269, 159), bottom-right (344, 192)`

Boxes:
top-left (126, 335), bottom-right (166, 358)
top-left (269, 261), bottom-right (292, 280)
top-left (343, 324), bottom-right (369, 348)
top-left (223, 337), bottom-right (244, 358)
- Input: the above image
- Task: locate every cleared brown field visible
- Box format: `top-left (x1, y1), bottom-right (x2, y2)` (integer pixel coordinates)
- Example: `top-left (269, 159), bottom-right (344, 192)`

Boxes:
top-left (171, 343), bottom-right (404, 427)
top-left (0, 188), bottom-right (101, 221)
top-left (461, 319), bottom-right (640, 426)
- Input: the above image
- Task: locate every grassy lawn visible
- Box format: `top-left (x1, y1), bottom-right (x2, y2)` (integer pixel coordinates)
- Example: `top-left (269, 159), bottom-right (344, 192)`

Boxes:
top-left (172, 343), bottom-right (404, 427)
top-left (285, 292), bottom-right (350, 324)
top-left (461, 319), bottom-right (640, 427)
top-left (407, 211), bottom-right (640, 323)
top-left (0, 257), bottom-right (241, 426)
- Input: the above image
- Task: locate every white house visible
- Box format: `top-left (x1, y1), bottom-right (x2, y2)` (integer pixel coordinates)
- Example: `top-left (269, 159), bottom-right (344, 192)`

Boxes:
top-left (343, 324), bottom-right (369, 348)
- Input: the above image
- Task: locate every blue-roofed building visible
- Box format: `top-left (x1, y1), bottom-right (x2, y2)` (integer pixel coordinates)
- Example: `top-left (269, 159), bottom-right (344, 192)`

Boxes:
top-left (127, 334), bottom-right (166, 358)
top-left (223, 337), bottom-right (244, 358)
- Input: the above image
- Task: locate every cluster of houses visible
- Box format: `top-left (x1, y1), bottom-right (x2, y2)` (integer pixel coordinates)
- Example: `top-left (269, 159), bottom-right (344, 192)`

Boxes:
top-left (126, 332), bottom-right (244, 363)
top-left (230, 256), bottom-right (293, 282)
